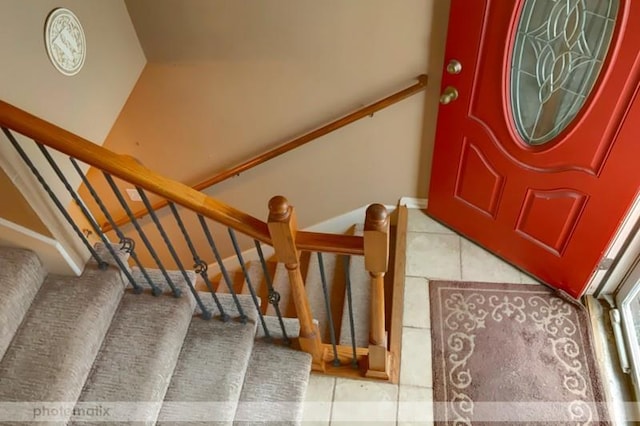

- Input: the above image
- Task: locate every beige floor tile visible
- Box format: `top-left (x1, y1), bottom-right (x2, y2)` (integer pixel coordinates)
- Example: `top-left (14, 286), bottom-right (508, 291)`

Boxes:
top-left (397, 385), bottom-right (434, 425)
top-left (302, 374), bottom-right (335, 425)
top-left (406, 209), bottom-right (454, 234)
top-left (520, 271), bottom-right (542, 284)
top-left (330, 378), bottom-right (398, 425)
top-left (400, 327), bottom-right (432, 388)
top-left (460, 239), bottom-right (521, 283)
top-left (403, 277), bottom-right (430, 329)
top-left (405, 233), bottom-right (461, 280)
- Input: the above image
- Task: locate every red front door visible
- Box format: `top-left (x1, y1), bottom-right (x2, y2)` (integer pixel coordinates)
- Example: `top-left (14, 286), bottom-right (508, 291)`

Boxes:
top-left (427, 0), bottom-right (640, 298)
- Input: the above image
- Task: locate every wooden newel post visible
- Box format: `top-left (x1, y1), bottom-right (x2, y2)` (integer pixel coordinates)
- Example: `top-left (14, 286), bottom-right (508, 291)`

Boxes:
top-left (267, 195), bottom-right (325, 371)
top-left (364, 203), bottom-right (390, 379)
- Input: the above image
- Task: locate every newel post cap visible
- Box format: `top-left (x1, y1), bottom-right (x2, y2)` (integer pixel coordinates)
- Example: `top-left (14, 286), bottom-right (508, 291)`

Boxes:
top-left (365, 204), bottom-right (388, 231)
top-left (268, 195), bottom-right (291, 222)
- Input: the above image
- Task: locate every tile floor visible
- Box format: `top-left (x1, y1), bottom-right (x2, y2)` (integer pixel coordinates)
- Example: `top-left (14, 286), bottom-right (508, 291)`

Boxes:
top-left (301, 208), bottom-right (541, 425)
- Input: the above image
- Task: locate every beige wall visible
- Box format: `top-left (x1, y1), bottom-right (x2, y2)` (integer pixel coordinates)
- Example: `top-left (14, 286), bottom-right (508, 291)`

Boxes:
top-left (0, 0), bottom-right (146, 266)
top-left (79, 0), bottom-right (451, 265)
top-left (112, 0), bottom-right (448, 220)
top-left (0, 168), bottom-right (51, 237)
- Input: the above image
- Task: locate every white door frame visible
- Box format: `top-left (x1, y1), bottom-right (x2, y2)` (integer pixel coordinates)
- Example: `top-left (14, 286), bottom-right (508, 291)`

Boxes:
top-left (588, 191), bottom-right (640, 296)
top-left (614, 259), bottom-right (640, 396)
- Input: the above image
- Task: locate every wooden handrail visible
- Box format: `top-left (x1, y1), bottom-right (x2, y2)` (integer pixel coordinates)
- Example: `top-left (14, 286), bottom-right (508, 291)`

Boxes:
top-left (0, 100), bottom-right (271, 243)
top-left (296, 231), bottom-right (364, 256)
top-left (105, 74), bottom-right (428, 231)
top-left (0, 100), bottom-right (367, 256)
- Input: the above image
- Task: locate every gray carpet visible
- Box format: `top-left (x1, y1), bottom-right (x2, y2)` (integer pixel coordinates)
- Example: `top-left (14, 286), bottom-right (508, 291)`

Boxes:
top-left (266, 263), bottom-right (292, 318)
top-left (305, 252), bottom-right (343, 343)
top-left (0, 247), bottom-right (45, 360)
top-left (339, 254), bottom-right (370, 348)
top-left (339, 225), bottom-right (370, 348)
top-left (0, 246), bottom-right (313, 426)
top-left (303, 247), bottom-right (370, 348)
top-left (157, 294), bottom-right (259, 425)
top-left (72, 270), bottom-right (197, 425)
top-left (233, 341), bottom-right (311, 425)
top-left (0, 264), bottom-right (125, 417)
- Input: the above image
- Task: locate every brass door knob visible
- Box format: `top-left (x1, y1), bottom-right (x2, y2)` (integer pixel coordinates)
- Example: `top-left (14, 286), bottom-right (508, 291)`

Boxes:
top-left (440, 86), bottom-right (459, 105)
top-left (446, 59), bottom-right (462, 74)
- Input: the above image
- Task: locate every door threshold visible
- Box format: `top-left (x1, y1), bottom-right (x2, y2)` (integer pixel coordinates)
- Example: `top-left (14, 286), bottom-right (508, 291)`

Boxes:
top-left (584, 296), bottom-right (639, 423)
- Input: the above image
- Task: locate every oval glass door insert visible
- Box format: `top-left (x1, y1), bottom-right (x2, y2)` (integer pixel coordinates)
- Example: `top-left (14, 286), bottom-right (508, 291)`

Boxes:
top-left (511, 0), bottom-right (619, 145)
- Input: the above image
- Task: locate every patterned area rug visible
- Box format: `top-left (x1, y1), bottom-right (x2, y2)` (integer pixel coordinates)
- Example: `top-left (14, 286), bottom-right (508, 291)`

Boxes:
top-left (430, 281), bottom-right (609, 425)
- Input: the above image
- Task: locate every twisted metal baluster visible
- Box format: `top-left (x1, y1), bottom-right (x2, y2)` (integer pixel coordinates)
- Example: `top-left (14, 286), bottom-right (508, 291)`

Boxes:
top-left (195, 214), bottom-right (255, 322)
top-left (228, 228), bottom-right (269, 334)
top-left (103, 173), bottom-right (182, 298)
top-left (168, 203), bottom-right (229, 321)
top-left (1, 128), bottom-right (107, 269)
top-left (135, 188), bottom-right (211, 319)
top-left (317, 252), bottom-right (340, 366)
top-left (37, 145), bottom-right (142, 293)
top-left (70, 158), bottom-right (161, 296)
top-left (343, 255), bottom-right (358, 368)
top-left (254, 240), bottom-right (290, 344)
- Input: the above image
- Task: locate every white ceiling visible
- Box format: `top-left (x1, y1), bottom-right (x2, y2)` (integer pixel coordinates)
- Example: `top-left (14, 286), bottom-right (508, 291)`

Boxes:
top-left (125, 0), bottom-right (374, 62)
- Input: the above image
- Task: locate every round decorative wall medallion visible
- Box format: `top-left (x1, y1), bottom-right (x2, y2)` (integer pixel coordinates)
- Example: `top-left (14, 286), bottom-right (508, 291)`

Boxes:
top-left (44, 8), bottom-right (86, 76)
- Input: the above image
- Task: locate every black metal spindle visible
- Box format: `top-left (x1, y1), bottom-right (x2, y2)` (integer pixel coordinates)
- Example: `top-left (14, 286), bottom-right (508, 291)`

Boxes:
top-left (254, 240), bottom-right (290, 344)
top-left (198, 214), bottom-right (242, 322)
top-left (70, 158), bottom-right (162, 296)
top-left (227, 228), bottom-right (269, 333)
top-left (168, 203), bottom-right (230, 321)
top-left (317, 252), bottom-right (340, 366)
top-left (36, 145), bottom-right (143, 293)
top-left (103, 173), bottom-right (182, 298)
top-left (1, 128), bottom-right (108, 269)
top-left (343, 255), bottom-right (358, 368)
top-left (135, 188), bottom-right (212, 320)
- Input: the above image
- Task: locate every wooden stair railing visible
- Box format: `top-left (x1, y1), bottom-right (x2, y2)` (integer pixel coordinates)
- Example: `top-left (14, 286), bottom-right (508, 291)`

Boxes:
top-left (0, 101), bottom-right (365, 255)
top-left (363, 204), bottom-right (391, 379)
top-left (104, 74), bottom-right (428, 231)
top-left (0, 100), bottom-right (393, 379)
top-left (268, 196), bottom-right (392, 376)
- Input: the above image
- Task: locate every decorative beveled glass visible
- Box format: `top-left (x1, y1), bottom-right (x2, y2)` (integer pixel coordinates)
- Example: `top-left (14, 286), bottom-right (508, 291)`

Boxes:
top-left (511, 0), bottom-right (619, 145)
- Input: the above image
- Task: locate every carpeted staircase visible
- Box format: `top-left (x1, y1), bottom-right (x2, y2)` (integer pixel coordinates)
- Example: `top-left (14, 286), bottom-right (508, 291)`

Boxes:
top-left (0, 245), bottom-right (312, 425)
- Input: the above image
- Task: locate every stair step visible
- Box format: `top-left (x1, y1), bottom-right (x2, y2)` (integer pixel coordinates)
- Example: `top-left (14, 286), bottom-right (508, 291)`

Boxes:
top-left (157, 293), bottom-right (259, 425)
top-left (72, 269), bottom-right (197, 425)
top-left (256, 316), bottom-right (314, 341)
top-left (339, 254), bottom-right (370, 347)
top-left (0, 247), bottom-right (46, 360)
top-left (0, 264), bottom-right (125, 420)
top-left (94, 241), bottom-right (131, 270)
top-left (266, 263), bottom-right (296, 318)
top-left (215, 268), bottom-right (245, 295)
top-left (234, 341), bottom-right (311, 425)
top-left (305, 252), bottom-right (346, 343)
top-left (238, 261), bottom-right (268, 313)
top-left (250, 261), bottom-right (278, 315)
top-left (339, 225), bottom-right (370, 348)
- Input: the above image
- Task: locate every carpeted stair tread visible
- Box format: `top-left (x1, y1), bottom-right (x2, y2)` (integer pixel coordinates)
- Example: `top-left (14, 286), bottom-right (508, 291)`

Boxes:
top-left (233, 341), bottom-right (311, 425)
top-left (266, 263), bottom-right (295, 318)
top-left (0, 247), bottom-right (46, 361)
top-left (0, 264), bottom-right (125, 413)
top-left (256, 316), bottom-right (301, 340)
top-left (157, 293), bottom-right (259, 425)
top-left (305, 253), bottom-right (345, 344)
top-left (339, 254), bottom-right (370, 347)
top-left (239, 261), bottom-right (268, 313)
top-left (72, 270), bottom-right (197, 425)
top-left (94, 242), bottom-right (131, 270)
